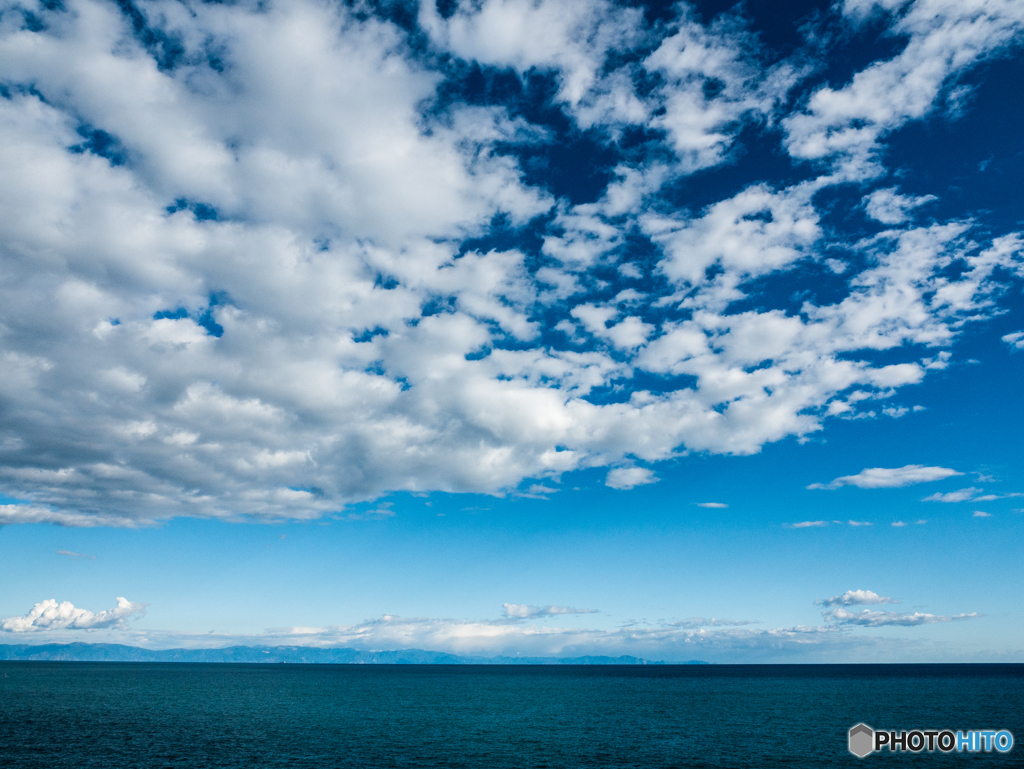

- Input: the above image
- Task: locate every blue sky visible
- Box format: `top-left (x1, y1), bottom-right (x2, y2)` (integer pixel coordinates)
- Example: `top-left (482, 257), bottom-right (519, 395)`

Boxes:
top-left (0, 0), bottom-right (1022, 662)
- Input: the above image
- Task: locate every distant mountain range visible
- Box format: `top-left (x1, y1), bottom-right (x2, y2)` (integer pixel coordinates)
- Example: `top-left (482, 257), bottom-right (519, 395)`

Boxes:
top-left (0, 642), bottom-right (708, 665)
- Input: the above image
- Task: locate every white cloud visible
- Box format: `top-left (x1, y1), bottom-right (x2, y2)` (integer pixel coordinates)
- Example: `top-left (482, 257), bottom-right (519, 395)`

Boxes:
top-left (1002, 331), bottom-right (1024, 350)
top-left (696, 502), bottom-right (728, 508)
top-left (973, 510), bottom-right (992, 517)
top-left (664, 617), bottom-right (758, 628)
top-left (502, 603), bottom-right (597, 619)
top-left (788, 520), bottom-right (828, 528)
top-left (817, 590), bottom-right (900, 607)
top-left (420, 0), bottom-right (646, 108)
top-left (4, 589), bottom-right (987, 661)
top-left (56, 550), bottom-right (96, 560)
top-left (605, 467), bottom-right (658, 490)
top-left (642, 10), bottom-right (786, 174)
top-left (1, 597), bottom-right (146, 632)
top-left (923, 487), bottom-right (980, 502)
top-left (809, 465), bottom-right (962, 489)
top-left (785, 0), bottom-right (1024, 179)
top-left (0, 0), bottom-right (1019, 526)
top-left (646, 183), bottom-right (820, 291)
top-left (0, 504), bottom-right (145, 528)
top-left (823, 607), bottom-right (980, 627)
top-left (863, 188), bottom-right (937, 224)
top-left (83, 608), bottom-right (978, 662)
top-left (520, 484), bottom-right (559, 498)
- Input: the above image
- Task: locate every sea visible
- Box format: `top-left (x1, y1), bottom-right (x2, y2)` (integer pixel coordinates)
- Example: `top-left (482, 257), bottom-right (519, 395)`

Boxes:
top-left (1, 662), bottom-right (1021, 767)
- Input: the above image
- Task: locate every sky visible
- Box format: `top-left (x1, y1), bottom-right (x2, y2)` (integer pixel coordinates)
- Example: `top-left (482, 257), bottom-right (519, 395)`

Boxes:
top-left (0, 0), bottom-right (1022, 663)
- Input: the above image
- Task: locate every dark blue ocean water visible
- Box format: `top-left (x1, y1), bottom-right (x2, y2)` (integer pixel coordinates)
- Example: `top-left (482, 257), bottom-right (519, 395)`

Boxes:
top-left (0, 663), bottom-right (1021, 768)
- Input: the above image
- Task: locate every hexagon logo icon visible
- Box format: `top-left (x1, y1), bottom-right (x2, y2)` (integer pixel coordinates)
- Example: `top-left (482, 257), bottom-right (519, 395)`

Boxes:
top-left (849, 723), bottom-right (874, 758)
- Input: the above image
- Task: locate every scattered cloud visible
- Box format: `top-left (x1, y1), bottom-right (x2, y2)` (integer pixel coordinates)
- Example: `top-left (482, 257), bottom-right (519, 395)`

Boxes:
top-left (696, 502), bottom-right (728, 509)
top-left (816, 590), bottom-right (900, 607)
top-left (0, 0), bottom-right (1020, 525)
top-left (822, 608), bottom-right (981, 627)
top-left (973, 511), bottom-right (992, 518)
top-left (518, 484), bottom-right (560, 499)
top-left (788, 520), bottom-right (828, 528)
top-left (664, 617), bottom-right (758, 629)
top-left (3, 588), bottom-right (989, 661)
top-left (809, 465), bottom-right (962, 490)
top-left (0, 597), bottom-right (146, 632)
top-left (0, 505), bottom-right (146, 528)
top-left (923, 487), bottom-right (981, 502)
top-left (785, 0), bottom-right (1024, 179)
top-left (56, 550), bottom-right (96, 561)
top-left (191, 615), bottom-right (854, 661)
top-left (502, 603), bottom-right (598, 620)
top-left (1002, 331), bottom-right (1024, 350)
top-left (70, 606), bottom-right (981, 662)
top-left (863, 188), bottom-right (937, 224)
top-left (605, 467), bottom-right (658, 490)
top-left (341, 502), bottom-right (396, 521)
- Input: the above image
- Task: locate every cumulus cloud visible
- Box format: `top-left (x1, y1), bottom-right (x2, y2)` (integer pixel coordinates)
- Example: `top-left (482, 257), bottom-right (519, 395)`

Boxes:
top-left (0, 0), bottom-right (1021, 526)
top-left (816, 590), bottom-right (900, 607)
top-left (863, 188), bottom-right (937, 224)
top-left (809, 465), bottom-right (963, 489)
top-left (817, 589), bottom-right (979, 627)
top-left (420, 0), bottom-right (646, 109)
top-left (605, 467), bottom-right (658, 490)
top-left (785, 0), bottom-right (1024, 179)
top-left (0, 597), bottom-right (146, 632)
top-left (502, 603), bottom-right (598, 619)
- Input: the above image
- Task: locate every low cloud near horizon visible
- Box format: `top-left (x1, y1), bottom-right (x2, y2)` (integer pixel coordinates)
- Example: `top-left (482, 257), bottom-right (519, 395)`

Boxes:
top-left (814, 589), bottom-right (978, 628)
top-left (822, 608), bottom-right (981, 628)
top-left (0, 597), bottom-right (147, 632)
top-left (502, 603), bottom-right (598, 619)
top-left (0, 591), bottom-right (987, 663)
top-left (816, 590), bottom-right (899, 607)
